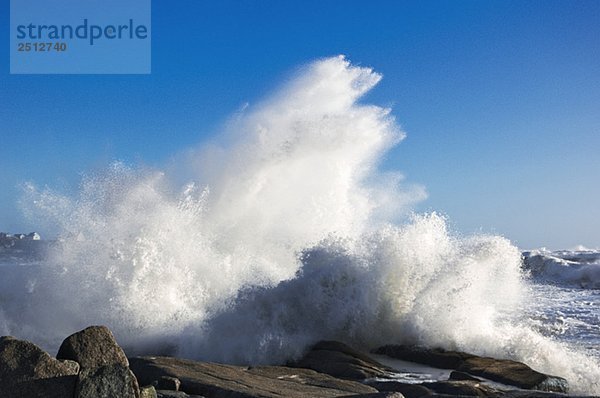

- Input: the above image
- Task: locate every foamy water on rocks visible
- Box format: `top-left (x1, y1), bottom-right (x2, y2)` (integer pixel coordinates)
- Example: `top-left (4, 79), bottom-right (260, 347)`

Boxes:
top-left (1, 56), bottom-right (598, 394)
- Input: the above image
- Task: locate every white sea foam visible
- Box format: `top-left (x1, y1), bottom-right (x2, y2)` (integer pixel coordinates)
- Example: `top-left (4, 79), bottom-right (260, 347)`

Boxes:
top-left (2, 56), bottom-right (599, 393)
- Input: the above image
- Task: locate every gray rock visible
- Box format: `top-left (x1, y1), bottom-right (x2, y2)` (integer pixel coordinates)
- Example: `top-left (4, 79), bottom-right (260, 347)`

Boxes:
top-left (373, 345), bottom-right (474, 370)
top-left (130, 355), bottom-right (378, 398)
top-left (340, 393), bottom-right (406, 398)
top-left (141, 385), bottom-right (158, 398)
top-left (157, 391), bottom-right (189, 398)
top-left (373, 345), bottom-right (568, 393)
top-left (366, 381), bottom-right (433, 397)
top-left (57, 325), bottom-right (141, 398)
top-left (448, 371), bottom-right (482, 382)
top-left (458, 356), bottom-right (568, 393)
top-left (75, 364), bottom-right (140, 398)
top-left (503, 391), bottom-right (594, 397)
top-left (57, 325), bottom-right (129, 368)
top-left (421, 380), bottom-right (500, 396)
top-left (0, 335), bottom-right (80, 398)
top-left (156, 390), bottom-right (205, 398)
top-left (292, 340), bottom-right (392, 380)
top-left (157, 375), bottom-right (181, 391)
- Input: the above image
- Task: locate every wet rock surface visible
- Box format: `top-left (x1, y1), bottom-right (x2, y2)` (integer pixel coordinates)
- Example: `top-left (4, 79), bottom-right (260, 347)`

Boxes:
top-left (291, 340), bottom-right (393, 380)
top-left (458, 356), bottom-right (568, 392)
top-left (373, 345), bottom-right (569, 393)
top-left (373, 345), bottom-right (475, 370)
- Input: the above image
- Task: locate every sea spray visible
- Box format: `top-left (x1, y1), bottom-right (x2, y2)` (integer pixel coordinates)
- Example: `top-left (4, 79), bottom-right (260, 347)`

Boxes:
top-left (3, 56), bottom-right (599, 393)
top-left (189, 214), bottom-right (525, 364)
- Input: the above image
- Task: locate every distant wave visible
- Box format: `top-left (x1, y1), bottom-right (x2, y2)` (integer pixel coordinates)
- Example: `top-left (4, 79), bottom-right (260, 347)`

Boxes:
top-left (523, 249), bottom-right (600, 289)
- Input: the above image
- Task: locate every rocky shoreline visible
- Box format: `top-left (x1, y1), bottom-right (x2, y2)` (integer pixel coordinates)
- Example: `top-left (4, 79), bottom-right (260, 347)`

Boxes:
top-left (0, 325), bottom-right (595, 398)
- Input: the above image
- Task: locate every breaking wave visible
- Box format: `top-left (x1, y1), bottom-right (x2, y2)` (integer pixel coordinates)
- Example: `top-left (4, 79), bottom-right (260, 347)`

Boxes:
top-left (2, 56), bottom-right (598, 393)
top-left (523, 249), bottom-right (600, 289)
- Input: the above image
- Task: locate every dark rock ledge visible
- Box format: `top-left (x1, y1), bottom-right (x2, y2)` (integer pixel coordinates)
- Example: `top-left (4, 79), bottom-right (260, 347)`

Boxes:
top-left (0, 325), bottom-right (596, 398)
top-left (130, 356), bottom-right (378, 398)
top-left (373, 345), bottom-right (570, 393)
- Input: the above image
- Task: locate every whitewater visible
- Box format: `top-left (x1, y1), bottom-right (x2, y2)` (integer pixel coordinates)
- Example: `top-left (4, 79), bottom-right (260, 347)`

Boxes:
top-left (1, 56), bottom-right (598, 393)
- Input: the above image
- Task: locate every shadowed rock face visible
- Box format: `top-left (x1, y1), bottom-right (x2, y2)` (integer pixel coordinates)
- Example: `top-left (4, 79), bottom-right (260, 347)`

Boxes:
top-left (373, 345), bottom-right (568, 394)
top-left (75, 364), bottom-right (140, 398)
top-left (156, 390), bottom-right (205, 398)
top-left (291, 340), bottom-right (393, 380)
top-left (129, 356), bottom-right (378, 398)
top-left (0, 336), bottom-right (80, 398)
top-left (421, 380), bottom-right (500, 396)
top-left (449, 371), bottom-right (483, 382)
top-left (57, 325), bottom-right (140, 398)
top-left (157, 375), bottom-right (181, 391)
top-left (373, 345), bottom-right (475, 370)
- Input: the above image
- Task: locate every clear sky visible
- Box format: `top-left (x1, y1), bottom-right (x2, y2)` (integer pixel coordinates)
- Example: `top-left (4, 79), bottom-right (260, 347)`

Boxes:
top-left (1, 0), bottom-right (598, 249)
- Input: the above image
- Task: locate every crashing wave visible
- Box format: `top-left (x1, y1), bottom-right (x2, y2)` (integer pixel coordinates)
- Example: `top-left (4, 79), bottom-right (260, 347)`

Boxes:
top-left (522, 249), bottom-right (600, 289)
top-left (2, 56), bottom-right (599, 393)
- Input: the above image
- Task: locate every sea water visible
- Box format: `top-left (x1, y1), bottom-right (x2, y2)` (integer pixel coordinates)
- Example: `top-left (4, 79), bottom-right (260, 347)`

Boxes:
top-left (522, 250), bottom-right (600, 360)
top-left (1, 56), bottom-right (598, 394)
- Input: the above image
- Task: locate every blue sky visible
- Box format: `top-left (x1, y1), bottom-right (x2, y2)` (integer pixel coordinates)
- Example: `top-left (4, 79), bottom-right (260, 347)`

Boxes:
top-left (1, 0), bottom-right (598, 249)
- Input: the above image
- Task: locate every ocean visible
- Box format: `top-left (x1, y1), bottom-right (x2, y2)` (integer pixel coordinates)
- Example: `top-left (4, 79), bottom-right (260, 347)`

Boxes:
top-left (522, 250), bottom-right (600, 359)
top-left (1, 56), bottom-right (598, 394)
